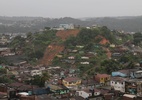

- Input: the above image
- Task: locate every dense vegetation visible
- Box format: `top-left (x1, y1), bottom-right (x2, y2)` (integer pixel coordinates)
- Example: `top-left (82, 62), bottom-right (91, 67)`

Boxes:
top-left (9, 29), bottom-right (57, 64)
top-left (27, 72), bottom-right (50, 87)
top-left (9, 26), bottom-right (141, 77)
top-left (133, 32), bottom-right (142, 46)
top-left (53, 27), bottom-right (137, 76)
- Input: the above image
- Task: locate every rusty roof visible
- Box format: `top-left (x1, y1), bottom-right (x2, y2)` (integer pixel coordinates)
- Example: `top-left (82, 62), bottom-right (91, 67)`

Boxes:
top-left (95, 74), bottom-right (110, 78)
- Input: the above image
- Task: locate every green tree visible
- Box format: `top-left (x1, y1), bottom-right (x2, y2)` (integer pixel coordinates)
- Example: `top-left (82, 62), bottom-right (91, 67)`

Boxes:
top-left (84, 42), bottom-right (94, 51)
top-left (0, 57), bottom-right (8, 64)
top-left (10, 35), bottom-right (26, 53)
top-left (15, 30), bottom-right (57, 64)
top-left (101, 59), bottom-right (120, 74)
top-left (0, 75), bottom-right (13, 83)
top-left (40, 72), bottom-right (50, 86)
top-left (133, 32), bottom-right (142, 46)
top-left (31, 72), bottom-right (50, 87)
top-left (64, 36), bottom-right (77, 47)
top-left (0, 68), bottom-right (7, 74)
top-left (31, 75), bottom-right (41, 86)
top-left (126, 61), bottom-right (135, 69)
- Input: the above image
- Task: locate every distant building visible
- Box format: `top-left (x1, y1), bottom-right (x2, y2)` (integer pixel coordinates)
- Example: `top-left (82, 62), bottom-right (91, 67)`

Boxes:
top-left (59, 24), bottom-right (74, 30)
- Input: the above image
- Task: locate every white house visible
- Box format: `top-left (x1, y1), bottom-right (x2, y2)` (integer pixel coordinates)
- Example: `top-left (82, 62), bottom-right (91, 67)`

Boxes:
top-left (76, 90), bottom-right (91, 99)
top-left (76, 45), bottom-right (84, 48)
top-left (72, 50), bottom-right (78, 53)
top-left (110, 44), bottom-right (116, 48)
top-left (123, 94), bottom-right (136, 100)
top-left (80, 62), bottom-right (89, 65)
top-left (68, 56), bottom-right (75, 59)
top-left (59, 24), bottom-right (74, 30)
top-left (76, 89), bottom-right (100, 99)
top-left (134, 70), bottom-right (142, 78)
top-left (110, 77), bottom-right (126, 92)
top-left (30, 70), bottom-right (42, 76)
top-left (81, 56), bottom-right (89, 60)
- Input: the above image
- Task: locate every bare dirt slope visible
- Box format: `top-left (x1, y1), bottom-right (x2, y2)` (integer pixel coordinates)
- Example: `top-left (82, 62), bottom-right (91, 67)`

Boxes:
top-left (40, 29), bottom-right (80, 66)
top-left (40, 44), bottom-right (64, 66)
top-left (56, 29), bottom-right (80, 40)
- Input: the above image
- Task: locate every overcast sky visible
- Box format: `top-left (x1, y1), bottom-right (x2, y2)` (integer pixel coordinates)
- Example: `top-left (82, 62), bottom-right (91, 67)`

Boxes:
top-left (0, 0), bottom-right (142, 18)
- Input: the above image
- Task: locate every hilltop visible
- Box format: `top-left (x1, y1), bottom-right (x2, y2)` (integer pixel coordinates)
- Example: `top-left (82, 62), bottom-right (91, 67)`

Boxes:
top-left (1, 24), bottom-right (142, 100)
top-left (7, 26), bottom-right (142, 76)
top-left (1, 16), bottom-right (142, 33)
top-left (56, 29), bottom-right (80, 40)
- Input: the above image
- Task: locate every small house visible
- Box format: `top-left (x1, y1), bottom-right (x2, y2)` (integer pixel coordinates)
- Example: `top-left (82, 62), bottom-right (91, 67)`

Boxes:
top-left (62, 77), bottom-right (81, 88)
top-left (94, 74), bottom-right (110, 85)
top-left (30, 70), bottom-right (42, 76)
top-left (76, 88), bottom-right (101, 99)
top-left (110, 77), bottom-right (126, 92)
top-left (80, 62), bottom-right (89, 65)
top-left (68, 56), bottom-right (75, 60)
top-left (81, 56), bottom-right (89, 60)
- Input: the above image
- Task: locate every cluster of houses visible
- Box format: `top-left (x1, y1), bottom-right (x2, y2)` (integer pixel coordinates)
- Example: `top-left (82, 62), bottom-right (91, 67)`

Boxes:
top-left (0, 28), bottom-right (142, 100)
top-left (0, 33), bottom-right (27, 45)
top-left (45, 67), bottom-right (142, 100)
top-left (0, 62), bottom-right (142, 100)
top-left (51, 24), bottom-right (75, 30)
top-left (0, 33), bottom-right (27, 57)
top-left (55, 43), bottom-right (141, 71)
top-left (0, 47), bottom-right (16, 57)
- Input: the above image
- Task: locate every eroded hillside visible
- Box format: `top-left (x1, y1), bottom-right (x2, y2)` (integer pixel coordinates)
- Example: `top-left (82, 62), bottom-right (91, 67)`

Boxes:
top-left (56, 29), bottom-right (80, 40)
top-left (40, 29), bottom-right (80, 66)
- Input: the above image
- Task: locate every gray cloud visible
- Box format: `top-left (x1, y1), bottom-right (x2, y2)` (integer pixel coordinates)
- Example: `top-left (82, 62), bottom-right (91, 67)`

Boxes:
top-left (0, 0), bottom-right (142, 18)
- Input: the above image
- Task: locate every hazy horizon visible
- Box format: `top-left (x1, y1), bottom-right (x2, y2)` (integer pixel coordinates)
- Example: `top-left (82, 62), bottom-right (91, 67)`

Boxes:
top-left (0, 0), bottom-right (142, 18)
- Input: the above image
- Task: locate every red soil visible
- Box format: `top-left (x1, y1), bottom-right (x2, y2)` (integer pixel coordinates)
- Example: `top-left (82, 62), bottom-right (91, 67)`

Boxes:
top-left (40, 29), bottom-right (80, 66)
top-left (100, 38), bottom-right (110, 45)
top-left (95, 35), bottom-right (110, 45)
top-left (56, 29), bottom-right (80, 40)
top-left (40, 44), bottom-right (64, 66)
